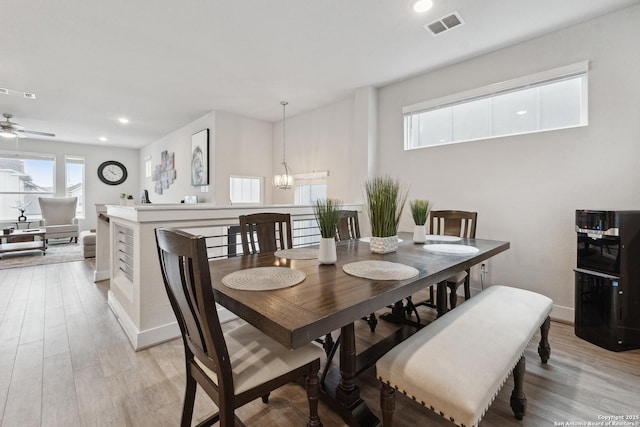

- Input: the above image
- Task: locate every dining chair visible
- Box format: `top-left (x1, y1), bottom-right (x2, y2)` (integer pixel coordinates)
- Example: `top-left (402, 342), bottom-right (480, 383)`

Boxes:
top-left (416, 210), bottom-right (478, 311)
top-left (336, 210), bottom-right (361, 241)
top-left (239, 212), bottom-right (293, 254)
top-left (155, 227), bottom-right (323, 427)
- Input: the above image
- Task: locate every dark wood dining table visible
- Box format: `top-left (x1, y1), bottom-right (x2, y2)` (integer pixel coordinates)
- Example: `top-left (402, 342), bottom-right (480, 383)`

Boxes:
top-left (209, 232), bottom-right (509, 426)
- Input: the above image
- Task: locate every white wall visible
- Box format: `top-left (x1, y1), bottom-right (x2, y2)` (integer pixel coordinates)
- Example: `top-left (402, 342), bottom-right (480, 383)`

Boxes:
top-left (271, 92), bottom-right (372, 206)
top-left (2, 138), bottom-right (138, 231)
top-left (376, 5), bottom-right (640, 321)
top-left (139, 111), bottom-right (272, 205)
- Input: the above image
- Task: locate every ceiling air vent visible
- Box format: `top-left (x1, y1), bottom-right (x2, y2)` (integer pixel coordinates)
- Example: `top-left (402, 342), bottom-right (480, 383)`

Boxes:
top-left (0, 88), bottom-right (8, 95)
top-left (24, 92), bottom-right (36, 99)
top-left (424, 11), bottom-right (464, 36)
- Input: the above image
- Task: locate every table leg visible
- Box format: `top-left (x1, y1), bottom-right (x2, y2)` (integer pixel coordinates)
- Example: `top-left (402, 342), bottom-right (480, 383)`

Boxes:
top-left (437, 281), bottom-right (448, 318)
top-left (335, 323), bottom-right (360, 406)
top-left (322, 322), bottom-right (381, 426)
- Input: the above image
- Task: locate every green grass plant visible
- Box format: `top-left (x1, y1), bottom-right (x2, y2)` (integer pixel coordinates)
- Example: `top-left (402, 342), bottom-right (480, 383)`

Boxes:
top-left (314, 198), bottom-right (342, 238)
top-left (409, 199), bottom-right (431, 226)
top-left (364, 176), bottom-right (408, 237)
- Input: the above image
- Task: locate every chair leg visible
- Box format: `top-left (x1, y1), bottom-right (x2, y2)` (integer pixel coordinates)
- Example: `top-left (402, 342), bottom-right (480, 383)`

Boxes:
top-left (380, 382), bottom-right (395, 426)
top-left (305, 373), bottom-right (322, 427)
top-left (367, 313), bottom-right (377, 332)
top-left (448, 283), bottom-right (457, 309)
top-left (538, 316), bottom-right (551, 363)
top-left (261, 392), bottom-right (270, 403)
top-left (181, 374), bottom-right (197, 427)
top-left (510, 356), bottom-right (527, 420)
top-left (463, 276), bottom-right (471, 300)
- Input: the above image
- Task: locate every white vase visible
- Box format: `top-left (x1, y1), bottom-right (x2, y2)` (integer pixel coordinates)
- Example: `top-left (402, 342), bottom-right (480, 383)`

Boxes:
top-left (318, 237), bottom-right (337, 264)
top-left (120, 199), bottom-right (126, 206)
top-left (369, 236), bottom-right (399, 254)
top-left (126, 199), bottom-right (134, 206)
top-left (413, 224), bottom-right (427, 243)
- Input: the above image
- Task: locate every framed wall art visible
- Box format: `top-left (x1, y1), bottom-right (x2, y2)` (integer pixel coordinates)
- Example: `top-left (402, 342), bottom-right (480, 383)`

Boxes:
top-left (191, 129), bottom-right (209, 186)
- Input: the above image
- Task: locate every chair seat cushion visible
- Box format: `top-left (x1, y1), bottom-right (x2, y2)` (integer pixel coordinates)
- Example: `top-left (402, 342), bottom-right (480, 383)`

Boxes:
top-left (195, 322), bottom-right (324, 395)
top-left (45, 224), bottom-right (79, 234)
top-left (446, 270), bottom-right (467, 285)
top-left (377, 285), bottom-right (552, 427)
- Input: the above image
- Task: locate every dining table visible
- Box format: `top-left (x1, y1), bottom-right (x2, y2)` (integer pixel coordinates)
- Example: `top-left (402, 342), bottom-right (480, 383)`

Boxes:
top-left (209, 231), bottom-right (509, 426)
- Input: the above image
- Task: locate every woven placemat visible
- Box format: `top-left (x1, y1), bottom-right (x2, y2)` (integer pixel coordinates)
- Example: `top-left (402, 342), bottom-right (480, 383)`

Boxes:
top-left (424, 234), bottom-right (462, 242)
top-left (342, 260), bottom-right (419, 281)
top-left (274, 248), bottom-right (318, 260)
top-left (222, 267), bottom-right (306, 291)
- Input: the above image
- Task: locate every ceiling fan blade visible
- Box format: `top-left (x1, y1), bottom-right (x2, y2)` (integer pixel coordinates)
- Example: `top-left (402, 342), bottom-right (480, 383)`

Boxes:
top-left (16, 129), bottom-right (56, 137)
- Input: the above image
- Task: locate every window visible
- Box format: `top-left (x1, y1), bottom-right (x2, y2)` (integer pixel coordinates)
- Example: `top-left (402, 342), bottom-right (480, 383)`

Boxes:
top-left (230, 176), bottom-right (262, 204)
top-left (145, 156), bottom-right (152, 178)
top-left (293, 172), bottom-right (329, 205)
top-left (0, 153), bottom-right (55, 221)
top-left (293, 172), bottom-right (328, 247)
top-left (404, 61), bottom-right (589, 149)
top-left (66, 156), bottom-right (85, 218)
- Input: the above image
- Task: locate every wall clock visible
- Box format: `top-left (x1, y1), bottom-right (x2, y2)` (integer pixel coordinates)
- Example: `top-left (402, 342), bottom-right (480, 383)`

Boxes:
top-left (97, 160), bottom-right (128, 185)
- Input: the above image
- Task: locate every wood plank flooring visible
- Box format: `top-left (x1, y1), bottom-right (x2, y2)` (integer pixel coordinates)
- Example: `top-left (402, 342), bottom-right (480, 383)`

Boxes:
top-left (1, 260), bottom-right (639, 426)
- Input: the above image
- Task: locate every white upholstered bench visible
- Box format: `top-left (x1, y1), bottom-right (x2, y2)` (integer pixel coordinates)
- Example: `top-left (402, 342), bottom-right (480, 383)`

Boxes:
top-left (376, 285), bottom-right (552, 427)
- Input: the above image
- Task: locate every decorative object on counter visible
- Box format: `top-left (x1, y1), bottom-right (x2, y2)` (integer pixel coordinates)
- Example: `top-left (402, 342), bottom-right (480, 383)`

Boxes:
top-left (364, 176), bottom-right (408, 254)
top-left (140, 189), bottom-right (151, 203)
top-left (152, 150), bottom-right (177, 195)
top-left (11, 200), bottom-right (31, 222)
top-left (191, 129), bottom-right (209, 186)
top-left (184, 195), bottom-right (198, 204)
top-left (410, 199), bottom-right (431, 243)
top-left (126, 194), bottom-right (134, 206)
top-left (314, 198), bottom-right (341, 264)
top-left (273, 101), bottom-right (294, 189)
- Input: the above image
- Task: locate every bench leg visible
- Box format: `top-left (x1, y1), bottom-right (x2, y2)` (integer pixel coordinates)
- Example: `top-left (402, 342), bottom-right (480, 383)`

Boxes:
top-left (538, 316), bottom-right (551, 364)
top-left (510, 356), bottom-right (527, 420)
top-left (380, 383), bottom-right (395, 427)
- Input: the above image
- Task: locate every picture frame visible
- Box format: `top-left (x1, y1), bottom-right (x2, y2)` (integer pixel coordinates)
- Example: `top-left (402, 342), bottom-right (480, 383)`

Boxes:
top-left (191, 129), bottom-right (209, 186)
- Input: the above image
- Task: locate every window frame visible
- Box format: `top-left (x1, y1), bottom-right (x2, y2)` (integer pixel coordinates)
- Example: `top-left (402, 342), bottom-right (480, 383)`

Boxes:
top-left (0, 151), bottom-right (56, 221)
top-left (229, 175), bottom-right (263, 205)
top-left (65, 155), bottom-right (86, 219)
top-left (403, 61), bottom-right (589, 150)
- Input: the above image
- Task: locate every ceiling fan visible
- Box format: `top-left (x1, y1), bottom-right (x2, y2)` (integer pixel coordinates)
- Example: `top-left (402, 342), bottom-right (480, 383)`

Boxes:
top-left (0, 113), bottom-right (56, 139)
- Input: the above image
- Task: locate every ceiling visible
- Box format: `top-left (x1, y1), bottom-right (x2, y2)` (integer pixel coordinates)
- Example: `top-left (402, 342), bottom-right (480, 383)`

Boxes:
top-left (2, 0), bottom-right (638, 148)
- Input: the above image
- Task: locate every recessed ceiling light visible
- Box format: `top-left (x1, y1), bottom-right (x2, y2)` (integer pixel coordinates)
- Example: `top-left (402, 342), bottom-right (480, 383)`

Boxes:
top-left (413, 0), bottom-right (433, 13)
top-left (118, 117), bottom-right (129, 124)
top-left (99, 136), bottom-right (108, 142)
top-left (516, 110), bottom-right (527, 115)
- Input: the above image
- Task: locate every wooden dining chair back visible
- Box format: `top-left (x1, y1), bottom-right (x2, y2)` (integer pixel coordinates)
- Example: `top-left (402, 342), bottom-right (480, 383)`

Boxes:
top-left (155, 227), bottom-right (323, 427)
top-left (430, 210), bottom-right (477, 239)
top-left (239, 213), bottom-right (293, 254)
top-left (336, 210), bottom-right (361, 241)
top-left (429, 210), bottom-right (478, 309)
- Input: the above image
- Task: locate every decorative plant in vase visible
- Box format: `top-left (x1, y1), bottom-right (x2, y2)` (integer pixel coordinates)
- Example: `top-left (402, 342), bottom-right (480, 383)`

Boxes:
top-left (314, 198), bottom-right (341, 264)
top-left (410, 199), bottom-right (431, 243)
top-left (364, 176), bottom-right (408, 254)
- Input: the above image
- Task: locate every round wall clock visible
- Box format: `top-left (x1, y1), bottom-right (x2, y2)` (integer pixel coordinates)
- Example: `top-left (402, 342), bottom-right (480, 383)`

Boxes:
top-left (97, 160), bottom-right (128, 185)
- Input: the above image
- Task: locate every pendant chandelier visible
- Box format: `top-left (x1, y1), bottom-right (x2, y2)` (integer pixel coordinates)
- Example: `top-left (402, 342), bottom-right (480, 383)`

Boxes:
top-left (272, 101), bottom-right (294, 189)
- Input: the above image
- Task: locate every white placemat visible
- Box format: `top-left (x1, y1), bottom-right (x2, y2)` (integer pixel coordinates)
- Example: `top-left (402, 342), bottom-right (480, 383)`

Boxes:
top-left (342, 260), bottom-right (419, 281)
top-left (425, 234), bottom-right (462, 242)
top-left (359, 237), bottom-right (404, 243)
top-left (423, 244), bottom-right (479, 255)
top-left (222, 267), bottom-right (306, 291)
top-left (274, 248), bottom-right (319, 260)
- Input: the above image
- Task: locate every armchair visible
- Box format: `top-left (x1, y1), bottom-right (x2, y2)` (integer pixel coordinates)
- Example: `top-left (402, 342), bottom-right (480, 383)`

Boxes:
top-left (38, 197), bottom-right (79, 242)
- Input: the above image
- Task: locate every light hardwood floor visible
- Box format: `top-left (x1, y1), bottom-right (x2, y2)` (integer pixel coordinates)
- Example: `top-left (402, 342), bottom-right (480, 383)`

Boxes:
top-left (0, 260), bottom-right (639, 427)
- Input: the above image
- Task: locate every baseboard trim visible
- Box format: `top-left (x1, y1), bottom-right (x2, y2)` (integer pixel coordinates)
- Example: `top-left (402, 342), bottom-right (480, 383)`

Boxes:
top-left (93, 269), bottom-right (109, 282)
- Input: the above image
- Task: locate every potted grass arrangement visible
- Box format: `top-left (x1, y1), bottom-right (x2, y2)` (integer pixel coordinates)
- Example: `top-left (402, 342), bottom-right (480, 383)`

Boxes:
top-left (410, 199), bottom-right (432, 243)
top-left (314, 198), bottom-right (341, 264)
top-left (364, 176), bottom-right (408, 254)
